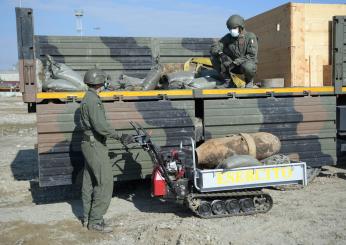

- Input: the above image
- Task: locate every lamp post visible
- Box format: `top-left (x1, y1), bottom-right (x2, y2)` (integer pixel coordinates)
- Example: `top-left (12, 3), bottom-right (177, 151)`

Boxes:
top-left (75, 9), bottom-right (84, 37)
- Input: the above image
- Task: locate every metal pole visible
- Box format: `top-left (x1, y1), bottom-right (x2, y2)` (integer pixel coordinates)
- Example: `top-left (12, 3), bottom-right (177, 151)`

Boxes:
top-left (75, 10), bottom-right (84, 37)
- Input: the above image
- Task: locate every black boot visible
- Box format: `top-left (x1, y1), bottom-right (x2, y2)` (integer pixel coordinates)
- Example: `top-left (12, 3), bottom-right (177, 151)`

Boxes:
top-left (88, 220), bottom-right (112, 233)
top-left (80, 216), bottom-right (88, 228)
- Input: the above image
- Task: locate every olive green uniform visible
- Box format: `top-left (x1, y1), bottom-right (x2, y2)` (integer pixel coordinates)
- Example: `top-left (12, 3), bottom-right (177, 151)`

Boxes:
top-left (210, 31), bottom-right (258, 83)
top-left (80, 87), bottom-right (119, 225)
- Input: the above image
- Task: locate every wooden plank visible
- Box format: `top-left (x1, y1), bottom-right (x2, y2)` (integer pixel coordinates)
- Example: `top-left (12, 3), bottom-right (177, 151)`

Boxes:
top-left (323, 65), bottom-right (333, 86)
top-left (38, 43), bottom-right (153, 49)
top-left (293, 3), bottom-right (346, 87)
top-left (37, 35), bottom-right (152, 44)
top-left (246, 3), bottom-right (346, 87)
top-left (39, 48), bottom-right (152, 56)
top-left (290, 4), bottom-right (306, 87)
top-left (204, 96), bottom-right (336, 167)
top-left (38, 56), bottom-right (153, 64)
top-left (37, 99), bottom-right (196, 186)
top-left (246, 3), bottom-right (292, 85)
top-left (62, 64), bottom-right (152, 70)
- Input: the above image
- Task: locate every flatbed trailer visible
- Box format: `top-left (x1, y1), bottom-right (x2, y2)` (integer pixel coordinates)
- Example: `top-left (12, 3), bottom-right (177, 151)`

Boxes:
top-left (15, 8), bottom-right (346, 188)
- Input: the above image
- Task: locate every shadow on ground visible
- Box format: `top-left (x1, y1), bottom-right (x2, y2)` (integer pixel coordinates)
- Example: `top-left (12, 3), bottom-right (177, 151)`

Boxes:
top-left (115, 179), bottom-right (192, 218)
top-left (319, 166), bottom-right (346, 180)
top-left (11, 149), bottom-right (38, 181)
top-left (10, 147), bottom-right (190, 220)
top-left (28, 179), bottom-right (191, 220)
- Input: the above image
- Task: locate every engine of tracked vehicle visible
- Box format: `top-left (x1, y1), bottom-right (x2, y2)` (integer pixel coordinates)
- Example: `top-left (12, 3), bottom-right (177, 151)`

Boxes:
top-left (152, 148), bottom-right (192, 200)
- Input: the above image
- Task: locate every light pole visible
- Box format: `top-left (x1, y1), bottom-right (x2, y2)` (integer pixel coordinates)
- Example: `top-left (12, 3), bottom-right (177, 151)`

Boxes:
top-left (75, 9), bottom-right (84, 37)
top-left (16, 0), bottom-right (23, 7)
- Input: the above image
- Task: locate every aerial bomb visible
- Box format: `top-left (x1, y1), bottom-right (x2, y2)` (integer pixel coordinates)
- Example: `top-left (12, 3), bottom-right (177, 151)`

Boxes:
top-left (196, 132), bottom-right (281, 168)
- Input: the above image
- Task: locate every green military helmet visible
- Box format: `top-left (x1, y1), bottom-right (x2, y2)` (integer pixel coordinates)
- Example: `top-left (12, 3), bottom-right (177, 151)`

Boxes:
top-left (83, 68), bottom-right (107, 85)
top-left (226, 15), bottom-right (245, 29)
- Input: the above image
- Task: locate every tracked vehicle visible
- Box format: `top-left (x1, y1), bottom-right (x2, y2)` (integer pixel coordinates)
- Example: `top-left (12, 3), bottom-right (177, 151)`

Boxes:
top-left (130, 121), bottom-right (307, 218)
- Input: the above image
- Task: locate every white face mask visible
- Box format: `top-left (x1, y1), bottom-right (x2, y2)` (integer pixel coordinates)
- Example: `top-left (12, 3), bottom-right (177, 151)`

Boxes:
top-left (230, 28), bottom-right (239, 37)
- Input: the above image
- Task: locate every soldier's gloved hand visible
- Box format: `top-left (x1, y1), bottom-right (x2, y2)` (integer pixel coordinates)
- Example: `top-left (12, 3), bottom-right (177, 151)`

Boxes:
top-left (228, 62), bottom-right (236, 71)
top-left (120, 134), bottom-right (135, 145)
top-left (223, 60), bottom-right (233, 69)
top-left (233, 58), bottom-right (242, 66)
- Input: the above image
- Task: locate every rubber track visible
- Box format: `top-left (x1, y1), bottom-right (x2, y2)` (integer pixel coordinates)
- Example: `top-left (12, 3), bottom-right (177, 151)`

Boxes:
top-left (186, 190), bottom-right (273, 219)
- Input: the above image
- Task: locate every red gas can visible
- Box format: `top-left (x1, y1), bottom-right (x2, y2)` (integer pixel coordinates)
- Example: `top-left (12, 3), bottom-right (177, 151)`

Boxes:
top-left (152, 167), bottom-right (167, 197)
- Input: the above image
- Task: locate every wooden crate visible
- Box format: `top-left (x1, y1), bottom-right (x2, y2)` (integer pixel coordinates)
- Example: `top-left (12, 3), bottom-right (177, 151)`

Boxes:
top-left (246, 3), bottom-right (346, 87)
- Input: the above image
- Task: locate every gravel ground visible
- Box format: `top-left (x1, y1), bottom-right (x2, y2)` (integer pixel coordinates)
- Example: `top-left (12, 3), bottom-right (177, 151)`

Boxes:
top-left (1, 96), bottom-right (346, 245)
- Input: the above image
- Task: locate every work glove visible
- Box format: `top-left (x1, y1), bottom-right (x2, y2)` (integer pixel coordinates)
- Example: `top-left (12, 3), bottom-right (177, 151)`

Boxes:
top-left (219, 53), bottom-right (235, 71)
top-left (120, 134), bottom-right (135, 145)
top-left (233, 58), bottom-right (242, 66)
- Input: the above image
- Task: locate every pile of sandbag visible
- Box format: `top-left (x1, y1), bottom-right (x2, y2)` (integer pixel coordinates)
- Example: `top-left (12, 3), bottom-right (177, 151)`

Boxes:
top-left (107, 63), bottom-right (162, 91)
top-left (108, 68), bottom-right (222, 91)
top-left (39, 55), bottom-right (224, 92)
top-left (42, 55), bottom-right (87, 92)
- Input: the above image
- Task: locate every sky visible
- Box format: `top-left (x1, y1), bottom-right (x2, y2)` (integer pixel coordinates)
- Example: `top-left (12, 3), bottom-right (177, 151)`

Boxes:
top-left (0, 0), bottom-right (345, 70)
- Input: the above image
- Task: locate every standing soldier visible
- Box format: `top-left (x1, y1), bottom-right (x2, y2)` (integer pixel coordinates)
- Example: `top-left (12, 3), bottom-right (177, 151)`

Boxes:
top-left (80, 69), bottom-right (133, 233)
top-left (210, 14), bottom-right (258, 88)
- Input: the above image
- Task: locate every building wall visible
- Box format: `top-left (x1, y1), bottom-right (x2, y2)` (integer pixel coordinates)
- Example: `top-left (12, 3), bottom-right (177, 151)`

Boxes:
top-left (0, 71), bottom-right (19, 82)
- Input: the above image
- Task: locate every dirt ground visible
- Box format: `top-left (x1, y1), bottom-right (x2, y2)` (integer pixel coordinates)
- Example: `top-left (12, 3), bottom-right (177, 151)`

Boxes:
top-left (1, 95), bottom-right (346, 245)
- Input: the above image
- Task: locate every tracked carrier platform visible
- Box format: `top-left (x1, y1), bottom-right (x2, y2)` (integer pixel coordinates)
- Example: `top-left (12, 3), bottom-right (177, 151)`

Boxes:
top-left (132, 122), bottom-right (307, 218)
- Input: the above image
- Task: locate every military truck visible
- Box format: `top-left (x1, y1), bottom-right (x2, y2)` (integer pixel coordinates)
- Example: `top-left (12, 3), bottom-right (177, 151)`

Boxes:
top-left (15, 7), bottom-right (346, 188)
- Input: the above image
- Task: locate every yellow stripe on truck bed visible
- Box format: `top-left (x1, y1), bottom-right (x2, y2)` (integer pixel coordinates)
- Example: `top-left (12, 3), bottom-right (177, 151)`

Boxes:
top-left (36, 90), bottom-right (193, 99)
top-left (202, 86), bottom-right (334, 95)
top-left (36, 87), bottom-right (334, 100)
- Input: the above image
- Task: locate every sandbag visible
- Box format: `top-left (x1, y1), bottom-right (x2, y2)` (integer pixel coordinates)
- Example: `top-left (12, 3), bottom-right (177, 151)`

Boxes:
top-left (46, 55), bottom-right (87, 91)
top-left (196, 132), bottom-right (281, 167)
top-left (35, 59), bottom-right (44, 92)
top-left (216, 155), bottom-right (262, 169)
top-left (121, 74), bottom-right (144, 86)
top-left (107, 80), bottom-right (123, 91)
top-left (186, 77), bottom-right (217, 89)
top-left (196, 69), bottom-right (224, 85)
top-left (165, 71), bottom-right (195, 89)
top-left (261, 154), bottom-right (290, 165)
top-left (141, 64), bottom-right (162, 90)
top-left (107, 75), bottom-right (144, 91)
top-left (43, 78), bottom-right (82, 92)
top-left (122, 75), bottom-right (144, 90)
